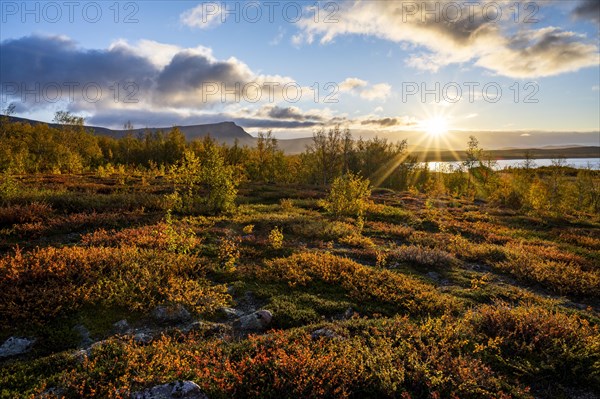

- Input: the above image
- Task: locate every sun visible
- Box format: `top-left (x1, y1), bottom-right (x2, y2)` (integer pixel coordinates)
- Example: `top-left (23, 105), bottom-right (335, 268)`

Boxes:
top-left (421, 116), bottom-right (449, 137)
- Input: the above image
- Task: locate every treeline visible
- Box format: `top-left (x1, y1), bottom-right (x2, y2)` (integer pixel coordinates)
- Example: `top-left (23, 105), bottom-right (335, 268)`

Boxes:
top-left (1, 111), bottom-right (598, 214)
top-left (0, 113), bottom-right (428, 190)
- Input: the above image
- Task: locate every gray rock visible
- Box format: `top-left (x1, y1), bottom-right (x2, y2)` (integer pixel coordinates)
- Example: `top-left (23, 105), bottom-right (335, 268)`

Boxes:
top-left (37, 386), bottom-right (65, 398)
top-left (113, 319), bottom-right (131, 333)
top-left (427, 271), bottom-right (441, 281)
top-left (73, 324), bottom-right (93, 347)
top-left (219, 307), bottom-right (244, 320)
top-left (0, 337), bottom-right (35, 358)
top-left (311, 328), bottom-right (337, 340)
top-left (131, 381), bottom-right (207, 399)
top-left (152, 304), bottom-right (191, 324)
top-left (232, 310), bottom-right (272, 333)
top-left (343, 307), bottom-right (355, 320)
top-left (133, 332), bottom-right (153, 345)
top-left (180, 321), bottom-right (204, 334)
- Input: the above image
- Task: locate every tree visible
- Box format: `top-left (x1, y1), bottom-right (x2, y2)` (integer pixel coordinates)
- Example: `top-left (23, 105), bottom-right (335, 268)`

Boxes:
top-left (305, 125), bottom-right (345, 185)
top-left (249, 130), bottom-right (284, 183)
top-left (324, 172), bottom-right (371, 219)
top-left (463, 136), bottom-right (482, 192)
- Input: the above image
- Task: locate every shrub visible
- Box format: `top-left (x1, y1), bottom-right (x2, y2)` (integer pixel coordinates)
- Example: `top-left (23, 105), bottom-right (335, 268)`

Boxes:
top-left (217, 235), bottom-right (240, 272)
top-left (279, 198), bottom-right (294, 212)
top-left (0, 246), bottom-right (229, 327)
top-left (323, 173), bottom-right (371, 218)
top-left (268, 226), bottom-right (284, 249)
top-left (254, 252), bottom-right (458, 315)
top-left (390, 245), bottom-right (455, 268)
top-left (468, 303), bottom-right (600, 388)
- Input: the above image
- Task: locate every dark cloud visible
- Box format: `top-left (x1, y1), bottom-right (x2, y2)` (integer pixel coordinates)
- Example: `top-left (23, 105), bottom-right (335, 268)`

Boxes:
top-left (361, 117), bottom-right (415, 127)
top-left (0, 35), bottom-right (156, 109)
top-left (0, 35), bottom-right (292, 111)
top-left (572, 0), bottom-right (600, 24)
top-left (265, 106), bottom-right (325, 122)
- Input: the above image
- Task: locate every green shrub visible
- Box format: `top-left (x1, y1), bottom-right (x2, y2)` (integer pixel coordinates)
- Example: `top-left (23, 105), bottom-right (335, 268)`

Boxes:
top-left (323, 173), bottom-right (371, 218)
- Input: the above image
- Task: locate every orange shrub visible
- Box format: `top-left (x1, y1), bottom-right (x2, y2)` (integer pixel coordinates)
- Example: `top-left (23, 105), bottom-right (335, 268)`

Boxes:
top-left (0, 245), bottom-right (228, 327)
top-left (252, 252), bottom-right (459, 316)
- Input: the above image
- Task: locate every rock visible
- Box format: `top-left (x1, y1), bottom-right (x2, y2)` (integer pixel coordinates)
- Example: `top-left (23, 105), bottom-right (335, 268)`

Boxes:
top-left (343, 307), bottom-right (355, 320)
top-left (0, 337), bottom-right (35, 358)
top-left (427, 271), bottom-right (441, 281)
top-left (181, 321), bottom-right (204, 334)
top-left (131, 381), bottom-right (208, 399)
top-left (133, 332), bottom-right (153, 345)
top-left (311, 328), bottom-right (337, 340)
top-left (232, 310), bottom-right (272, 333)
top-left (73, 324), bottom-right (93, 347)
top-left (37, 386), bottom-right (65, 398)
top-left (113, 319), bottom-right (131, 334)
top-left (219, 307), bottom-right (244, 320)
top-left (152, 304), bottom-right (191, 324)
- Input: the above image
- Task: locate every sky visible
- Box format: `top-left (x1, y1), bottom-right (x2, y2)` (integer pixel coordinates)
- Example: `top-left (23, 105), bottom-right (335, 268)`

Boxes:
top-left (1, 0), bottom-right (599, 148)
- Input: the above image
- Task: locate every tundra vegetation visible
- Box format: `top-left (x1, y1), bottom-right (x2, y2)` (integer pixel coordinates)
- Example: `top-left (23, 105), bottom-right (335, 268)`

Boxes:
top-left (0, 114), bottom-right (599, 398)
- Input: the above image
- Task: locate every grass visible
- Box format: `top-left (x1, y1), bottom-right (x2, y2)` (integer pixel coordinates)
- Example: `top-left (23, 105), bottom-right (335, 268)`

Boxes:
top-left (0, 174), bottom-right (599, 399)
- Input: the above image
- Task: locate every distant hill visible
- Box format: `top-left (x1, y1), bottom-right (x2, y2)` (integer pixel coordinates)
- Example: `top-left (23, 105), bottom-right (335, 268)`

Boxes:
top-left (4, 116), bottom-right (599, 159)
top-left (6, 116), bottom-right (255, 146)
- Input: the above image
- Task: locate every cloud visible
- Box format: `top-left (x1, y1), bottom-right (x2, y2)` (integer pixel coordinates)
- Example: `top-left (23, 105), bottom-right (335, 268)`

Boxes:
top-left (295, 1), bottom-right (599, 78)
top-left (360, 117), bottom-right (416, 127)
top-left (259, 105), bottom-right (325, 122)
top-left (339, 78), bottom-right (391, 101)
top-left (360, 83), bottom-right (392, 101)
top-left (0, 35), bottom-right (296, 113)
top-left (572, 0), bottom-right (600, 24)
top-left (180, 3), bottom-right (223, 29)
top-left (339, 77), bottom-right (368, 92)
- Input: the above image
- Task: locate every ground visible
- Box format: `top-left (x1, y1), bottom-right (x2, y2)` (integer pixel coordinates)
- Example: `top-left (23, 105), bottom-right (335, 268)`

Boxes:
top-left (0, 174), bottom-right (599, 399)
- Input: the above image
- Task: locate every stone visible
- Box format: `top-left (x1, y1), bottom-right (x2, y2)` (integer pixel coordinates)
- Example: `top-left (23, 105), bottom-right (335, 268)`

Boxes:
top-left (427, 271), bottom-right (440, 280)
top-left (0, 337), bottom-right (35, 358)
top-left (219, 307), bottom-right (244, 320)
top-left (311, 328), bottom-right (337, 340)
top-left (343, 307), bottom-right (355, 320)
top-left (232, 310), bottom-right (272, 333)
top-left (133, 332), bottom-right (153, 345)
top-left (130, 381), bottom-right (208, 399)
top-left (152, 304), bottom-right (191, 324)
top-left (113, 319), bottom-right (131, 334)
top-left (73, 324), bottom-right (93, 347)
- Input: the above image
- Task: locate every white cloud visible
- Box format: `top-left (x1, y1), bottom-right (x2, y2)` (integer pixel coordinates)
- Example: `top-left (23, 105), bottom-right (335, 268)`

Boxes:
top-left (339, 77), bottom-right (368, 92)
top-left (360, 83), bottom-right (392, 101)
top-left (180, 3), bottom-right (223, 29)
top-left (295, 1), bottom-right (599, 78)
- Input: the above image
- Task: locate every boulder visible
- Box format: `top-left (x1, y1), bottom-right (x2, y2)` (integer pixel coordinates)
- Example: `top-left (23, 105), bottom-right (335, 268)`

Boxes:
top-left (219, 307), bottom-right (244, 320)
top-left (311, 328), bottom-right (338, 340)
top-left (232, 310), bottom-right (272, 333)
top-left (113, 319), bottom-right (131, 334)
top-left (131, 381), bottom-right (208, 399)
top-left (133, 332), bottom-right (153, 345)
top-left (0, 337), bottom-right (35, 358)
top-left (73, 324), bottom-right (93, 347)
top-left (152, 304), bottom-right (191, 324)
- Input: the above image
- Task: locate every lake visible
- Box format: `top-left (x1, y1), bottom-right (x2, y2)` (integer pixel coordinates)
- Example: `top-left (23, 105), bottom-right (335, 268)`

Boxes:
top-left (425, 158), bottom-right (600, 171)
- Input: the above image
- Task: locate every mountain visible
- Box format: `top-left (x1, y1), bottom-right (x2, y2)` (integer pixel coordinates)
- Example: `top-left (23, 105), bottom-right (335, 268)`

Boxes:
top-left (6, 116), bottom-right (255, 146)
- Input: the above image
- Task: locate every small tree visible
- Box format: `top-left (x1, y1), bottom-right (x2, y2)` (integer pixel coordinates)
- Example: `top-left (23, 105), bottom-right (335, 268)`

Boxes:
top-left (167, 138), bottom-right (239, 214)
top-left (463, 135), bottom-right (482, 192)
top-left (197, 137), bottom-right (239, 214)
top-left (324, 172), bottom-right (371, 219)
